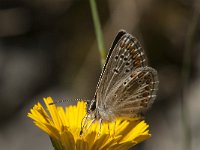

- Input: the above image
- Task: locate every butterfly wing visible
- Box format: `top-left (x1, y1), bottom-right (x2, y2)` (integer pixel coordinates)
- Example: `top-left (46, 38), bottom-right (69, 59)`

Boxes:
top-left (94, 30), bottom-right (126, 98)
top-left (105, 67), bottom-right (159, 118)
top-left (96, 32), bottom-right (148, 110)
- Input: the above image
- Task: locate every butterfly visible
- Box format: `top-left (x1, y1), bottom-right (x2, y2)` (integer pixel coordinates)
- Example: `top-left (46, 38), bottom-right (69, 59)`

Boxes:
top-left (81, 30), bottom-right (159, 134)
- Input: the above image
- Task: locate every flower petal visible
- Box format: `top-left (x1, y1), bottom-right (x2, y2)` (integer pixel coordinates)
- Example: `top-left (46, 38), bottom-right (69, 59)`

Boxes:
top-left (28, 97), bottom-right (151, 150)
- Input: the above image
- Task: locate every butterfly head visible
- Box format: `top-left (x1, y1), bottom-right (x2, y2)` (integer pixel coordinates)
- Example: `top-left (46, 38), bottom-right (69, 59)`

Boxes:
top-left (85, 99), bottom-right (97, 119)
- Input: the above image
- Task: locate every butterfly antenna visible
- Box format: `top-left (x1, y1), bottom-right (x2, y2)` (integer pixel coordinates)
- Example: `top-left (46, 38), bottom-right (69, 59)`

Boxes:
top-left (49, 99), bottom-right (82, 105)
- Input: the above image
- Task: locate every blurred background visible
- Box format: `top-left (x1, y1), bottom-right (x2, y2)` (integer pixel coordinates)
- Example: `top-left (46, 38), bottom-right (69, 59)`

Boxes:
top-left (0, 0), bottom-right (199, 149)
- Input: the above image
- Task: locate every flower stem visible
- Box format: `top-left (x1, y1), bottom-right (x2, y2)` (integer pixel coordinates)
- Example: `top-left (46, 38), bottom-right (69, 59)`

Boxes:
top-left (181, 8), bottom-right (199, 150)
top-left (89, 0), bottom-right (106, 68)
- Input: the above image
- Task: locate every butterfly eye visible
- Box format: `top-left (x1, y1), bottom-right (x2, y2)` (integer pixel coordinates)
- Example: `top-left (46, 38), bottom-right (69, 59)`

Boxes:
top-left (87, 100), bottom-right (96, 112)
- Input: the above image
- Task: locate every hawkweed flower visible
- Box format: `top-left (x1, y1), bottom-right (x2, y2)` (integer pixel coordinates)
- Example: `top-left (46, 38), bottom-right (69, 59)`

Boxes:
top-left (28, 97), bottom-right (151, 150)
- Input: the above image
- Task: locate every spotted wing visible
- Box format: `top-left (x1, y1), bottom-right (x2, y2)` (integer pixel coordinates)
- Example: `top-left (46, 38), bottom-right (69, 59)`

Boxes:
top-left (103, 67), bottom-right (159, 118)
top-left (96, 31), bottom-right (147, 108)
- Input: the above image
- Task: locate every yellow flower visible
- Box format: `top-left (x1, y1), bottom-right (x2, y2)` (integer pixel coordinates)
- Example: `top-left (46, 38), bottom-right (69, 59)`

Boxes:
top-left (27, 97), bottom-right (151, 150)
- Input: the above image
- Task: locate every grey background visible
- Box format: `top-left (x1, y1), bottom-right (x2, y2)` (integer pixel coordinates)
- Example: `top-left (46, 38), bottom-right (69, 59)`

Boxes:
top-left (0, 0), bottom-right (199, 150)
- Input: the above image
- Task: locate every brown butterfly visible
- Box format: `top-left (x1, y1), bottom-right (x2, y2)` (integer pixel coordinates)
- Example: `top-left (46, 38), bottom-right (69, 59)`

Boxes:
top-left (81, 30), bottom-right (159, 134)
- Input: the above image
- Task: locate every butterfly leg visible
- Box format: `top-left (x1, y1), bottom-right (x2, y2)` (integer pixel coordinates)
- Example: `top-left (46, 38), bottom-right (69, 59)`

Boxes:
top-left (98, 118), bottom-right (103, 137)
top-left (83, 118), bottom-right (95, 135)
top-left (80, 114), bottom-right (89, 136)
